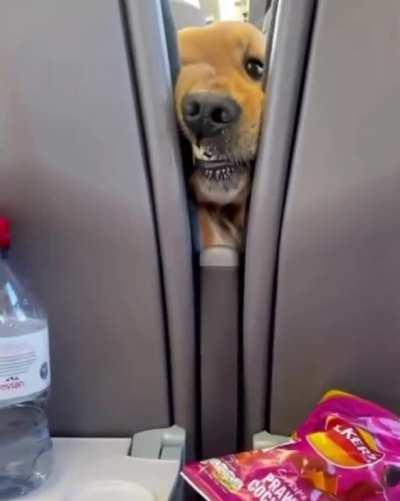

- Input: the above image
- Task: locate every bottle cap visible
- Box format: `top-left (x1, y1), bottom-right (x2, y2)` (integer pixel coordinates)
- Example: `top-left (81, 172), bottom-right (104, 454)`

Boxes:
top-left (0, 217), bottom-right (11, 250)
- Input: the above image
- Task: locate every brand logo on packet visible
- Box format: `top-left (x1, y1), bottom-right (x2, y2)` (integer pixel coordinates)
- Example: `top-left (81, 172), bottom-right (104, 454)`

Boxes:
top-left (308, 415), bottom-right (383, 468)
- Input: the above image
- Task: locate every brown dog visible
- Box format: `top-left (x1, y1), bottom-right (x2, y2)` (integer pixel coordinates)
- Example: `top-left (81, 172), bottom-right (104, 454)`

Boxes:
top-left (175, 21), bottom-right (266, 249)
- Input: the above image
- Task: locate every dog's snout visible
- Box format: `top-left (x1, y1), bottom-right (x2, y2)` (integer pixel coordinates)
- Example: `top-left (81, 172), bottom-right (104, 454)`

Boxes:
top-left (182, 93), bottom-right (241, 138)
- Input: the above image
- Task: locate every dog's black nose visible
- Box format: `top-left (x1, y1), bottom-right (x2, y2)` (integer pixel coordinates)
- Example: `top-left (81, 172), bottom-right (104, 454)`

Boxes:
top-left (182, 93), bottom-right (241, 139)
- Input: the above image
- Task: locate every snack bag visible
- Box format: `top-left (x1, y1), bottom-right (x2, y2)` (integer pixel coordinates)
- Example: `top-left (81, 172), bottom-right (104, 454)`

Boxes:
top-left (182, 391), bottom-right (400, 500)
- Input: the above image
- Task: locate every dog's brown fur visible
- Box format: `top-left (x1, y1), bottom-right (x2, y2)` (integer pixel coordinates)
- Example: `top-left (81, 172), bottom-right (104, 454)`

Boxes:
top-left (176, 22), bottom-right (266, 249)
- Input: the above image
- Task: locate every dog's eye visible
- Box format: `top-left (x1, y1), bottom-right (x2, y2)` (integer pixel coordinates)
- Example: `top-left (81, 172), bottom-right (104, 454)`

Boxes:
top-left (245, 58), bottom-right (264, 81)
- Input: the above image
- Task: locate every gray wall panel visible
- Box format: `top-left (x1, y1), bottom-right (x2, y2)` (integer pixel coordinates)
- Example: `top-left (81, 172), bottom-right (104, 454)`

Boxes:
top-left (0, 1), bottom-right (170, 435)
top-left (243, 0), bottom-right (316, 446)
top-left (271, 0), bottom-right (400, 433)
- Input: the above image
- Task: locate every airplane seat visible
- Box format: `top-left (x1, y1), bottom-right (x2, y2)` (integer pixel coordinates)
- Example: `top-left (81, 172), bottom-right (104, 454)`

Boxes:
top-left (242, 0), bottom-right (316, 448)
top-left (244, 0), bottom-right (400, 451)
top-left (0, 0), bottom-right (193, 498)
top-left (270, 0), bottom-right (400, 435)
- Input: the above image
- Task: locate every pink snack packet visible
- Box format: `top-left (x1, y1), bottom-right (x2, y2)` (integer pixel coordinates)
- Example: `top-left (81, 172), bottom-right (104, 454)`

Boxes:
top-left (182, 390), bottom-right (400, 500)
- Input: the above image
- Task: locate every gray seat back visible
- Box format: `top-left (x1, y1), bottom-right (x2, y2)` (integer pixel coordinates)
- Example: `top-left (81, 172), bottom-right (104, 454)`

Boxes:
top-left (0, 0), bottom-right (194, 439)
top-left (123, 0), bottom-right (196, 448)
top-left (243, 0), bottom-right (316, 446)
top-left (270, 0), bottom-right (400, 434)
top-left (244, 0), bottom-right (400, 442)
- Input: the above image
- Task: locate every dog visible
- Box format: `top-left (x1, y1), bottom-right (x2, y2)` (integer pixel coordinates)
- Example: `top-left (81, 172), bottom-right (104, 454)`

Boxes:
top-left (175, 21), bottom-right (266, 249)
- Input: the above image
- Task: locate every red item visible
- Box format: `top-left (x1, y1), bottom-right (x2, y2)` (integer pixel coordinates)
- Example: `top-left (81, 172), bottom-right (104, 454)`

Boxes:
top-left (0, 218), bottom-right (11, 250)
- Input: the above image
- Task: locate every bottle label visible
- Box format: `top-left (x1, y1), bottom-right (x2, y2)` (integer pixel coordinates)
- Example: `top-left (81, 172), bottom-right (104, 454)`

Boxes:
top-left (0, 328), bottom-right (50, 402)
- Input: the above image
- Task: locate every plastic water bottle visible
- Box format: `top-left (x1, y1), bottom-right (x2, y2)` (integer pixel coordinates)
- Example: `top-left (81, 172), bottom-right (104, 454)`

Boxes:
top-left (0, 218), bottom-right (53, 498)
